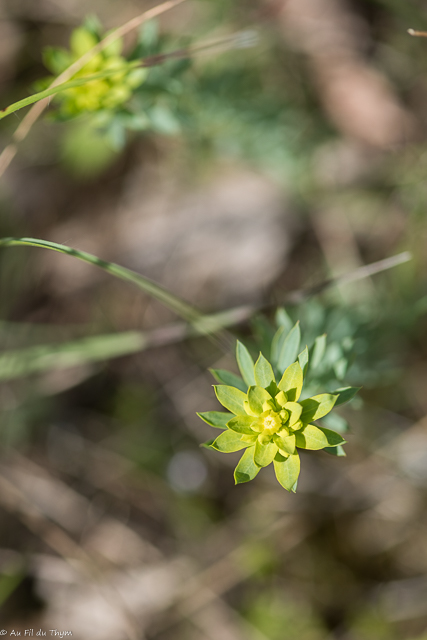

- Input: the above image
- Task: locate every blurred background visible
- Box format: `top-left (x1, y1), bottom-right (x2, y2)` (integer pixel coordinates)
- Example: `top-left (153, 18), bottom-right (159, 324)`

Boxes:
top-left (0, 0), bottom-right (427, 638)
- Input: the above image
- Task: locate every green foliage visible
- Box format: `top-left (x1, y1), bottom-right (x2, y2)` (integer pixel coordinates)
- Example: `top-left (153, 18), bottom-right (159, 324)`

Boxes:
top-left (199, 328), bottom-right (358, 492)
top-left (252, 303), bottom-right (369, 398)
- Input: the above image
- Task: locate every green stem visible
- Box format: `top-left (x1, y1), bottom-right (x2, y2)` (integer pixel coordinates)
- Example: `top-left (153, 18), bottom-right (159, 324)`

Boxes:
top-left (0, 62), bottom-right (140, 121)
top-left (0, 237), bottom-right (199, 323)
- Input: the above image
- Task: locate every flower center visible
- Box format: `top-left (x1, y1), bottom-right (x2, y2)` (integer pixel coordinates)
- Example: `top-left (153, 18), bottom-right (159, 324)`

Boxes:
top-left (258, 411), bottom-right (283, 444)
top-left (261, 412), bottom-right (282, 436)
top-left (255, 407), bottom-right (292, 445)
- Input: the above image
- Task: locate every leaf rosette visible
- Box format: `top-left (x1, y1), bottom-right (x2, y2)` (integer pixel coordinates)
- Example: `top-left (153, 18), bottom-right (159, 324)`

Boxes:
top-left (198, 340), bottom-right (359, 492)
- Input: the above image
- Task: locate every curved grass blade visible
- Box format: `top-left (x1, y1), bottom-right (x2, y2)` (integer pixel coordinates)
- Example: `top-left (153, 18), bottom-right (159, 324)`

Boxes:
top-left (0, 237), bottom-right (198, 323)
top-left (0, 332), bottom-right (147, 380)
top-left (0, 65), bottom-right (142, 121)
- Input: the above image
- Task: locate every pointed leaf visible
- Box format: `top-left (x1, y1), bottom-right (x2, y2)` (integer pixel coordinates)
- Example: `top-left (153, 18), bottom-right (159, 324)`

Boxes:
top-left (278, 361), bottom-right (303, 402)
top-left (300, 394), bottom-right (338, 422)
top-left (324, 445), bottom-right (347, 457)
top-left (214, 385), bottom-right (247, 415)
top-left (317, 426), bottom-right (347, 447)
top-left (284, 401), bottom-right (302, 426)
top-left (236, 340), bottom-right (256, 387)
top-left (275, 307), bottom-right (293, 333)
top-left (271, 325), bottom-right (286, 366)
top-left (200, 439), bottom-right (215, 449)
top-left (298, 345), bottom-right (309, 377)
top-left (332, 386), bottom-right (361, 406)
top-left (211, 430), bottom-right (249, 453)
top-left (333, 357), bottom-right (348, 380)
top-left (296, 425), bottom-right (346, 450)
top-left (210, 368), bottom-right (247, 392)
top-left (251, 316), bottom-right (275, 358)
top-left (312, 334), bottom-right (326, 369)
top-left (254, 441), bottom-right (278, 467)
top-left (274, 433), bottom-right (296, 455)
top-left (197, 411), bottom-right (233, 429)
top-left (248, 386), bottom-right (271, 416)
top-left (275, 390), bottom-right (287, 407)
top-left (227, 415), bottom-right (257, 435)
top-left (244, 400), bottom-right (258, 417)
top-left (254, 353), bottom-right (276, 389)
top-left (278, 321), bottom-right (301, 372)
top-left (273, 453), bottom-right (300, 492)
top-left (234, 447), bottom-right (260, 484)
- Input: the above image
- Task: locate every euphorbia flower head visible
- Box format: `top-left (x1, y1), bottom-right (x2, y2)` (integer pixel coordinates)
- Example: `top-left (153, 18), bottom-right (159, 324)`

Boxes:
top-left (198, 341), bottom-right (357, 491)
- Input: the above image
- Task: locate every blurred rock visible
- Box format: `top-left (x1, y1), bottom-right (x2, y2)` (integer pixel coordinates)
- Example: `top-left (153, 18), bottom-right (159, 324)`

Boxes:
top-left (43, 164), bottom-right (294, 309)
top-left (118, 164), bottom-right (293, 307)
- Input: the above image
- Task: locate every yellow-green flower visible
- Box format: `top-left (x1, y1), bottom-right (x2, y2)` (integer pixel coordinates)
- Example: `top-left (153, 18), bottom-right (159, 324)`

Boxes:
top-left (198, 341), bottom-right (358, 492)
top-left (42, 26), bottom-right (147, 117)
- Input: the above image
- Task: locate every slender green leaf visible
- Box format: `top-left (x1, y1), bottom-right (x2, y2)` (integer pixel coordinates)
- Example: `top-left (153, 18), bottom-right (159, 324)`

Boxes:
top-left (278, 321), bottom-right (300, 372)
top-left (275, 307), bottom-right (293, 333)
top-left (210, 430), bottom-right (249, 453)
top-left (0, 63), bottom-right (141, 121)
top-left (333, 357), bottom-right (348, 380)
top-left (298, 345), bottom-right (309, 377)
top-left (214, 385), bottom-right (247, 415)
top-left (278, 361), bottom-right (303, 402)
top-left (311, 334), bottom-right (326, 369)
top-left (200, 439), bottom-right (216, 449)
top-left (227, 416), bottom-right (257, 435)
top-left (271, 325), bottom-right (285, 367)
top-left (332, 386), bottom-right (361, 406)
top-left (317, 427), bottom-right (347, 447)
top-left (324, 445), bottom-right (347, 457)
top-left (300, 394), bottom-right (338, 422)
top-left (254, 441), bottom-right (278, 467)
top-left (254, 353), bottom-right (276, 389)
top-left (273, 453), bottom-right (300, 492)
top-left (197, 411), bottom-right (233, 429)
top-left (234, 447), bottom-right (260, 484)
top-left (210, 368), bottom-right (247, 392)
top-left (251, 316), bottom-right (274, 358)
top-left (325, 342), bottom-right (343, 366)
top-left (236, 340), bottom-right (256, 387)
top-left (296, 425), bottom-right (346, 450)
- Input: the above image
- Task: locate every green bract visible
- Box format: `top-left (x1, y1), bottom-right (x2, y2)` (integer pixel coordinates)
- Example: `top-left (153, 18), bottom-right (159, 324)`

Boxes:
top-left (198, 340), bottom-right (356, 492)
top-left (41, 26), bottom-right (147, 117)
